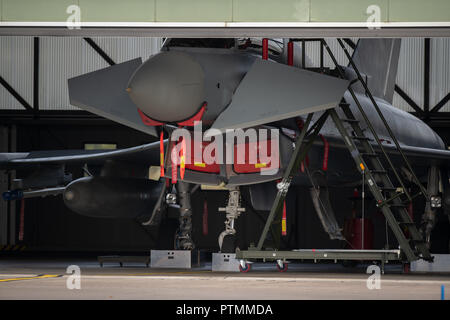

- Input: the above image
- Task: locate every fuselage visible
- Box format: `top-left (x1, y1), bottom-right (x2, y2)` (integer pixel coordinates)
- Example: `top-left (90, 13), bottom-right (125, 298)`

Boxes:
top-left (127, 39), bottom-right (445, 187)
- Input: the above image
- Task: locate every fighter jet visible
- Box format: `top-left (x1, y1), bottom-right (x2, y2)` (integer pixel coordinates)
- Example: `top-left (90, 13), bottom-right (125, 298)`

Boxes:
top-left (1, 38), bottom-right (449, 255)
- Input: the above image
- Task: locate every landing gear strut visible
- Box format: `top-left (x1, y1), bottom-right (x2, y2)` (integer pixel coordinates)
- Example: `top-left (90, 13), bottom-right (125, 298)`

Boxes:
top-left (421, 165), bottom-right (441, 247)
top-left (176, 181), bottom-right (194, 250)
top-left (218, 188), bottom-right (245, 253)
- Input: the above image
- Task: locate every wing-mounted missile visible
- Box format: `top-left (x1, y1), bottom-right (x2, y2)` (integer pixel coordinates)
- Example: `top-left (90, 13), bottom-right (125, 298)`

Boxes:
top-left (68, 58), bottom-right (157, 137)
top-left (208, 59), bottom-right (349, 134)
top-left (63, 177), bottom-right (164, 218)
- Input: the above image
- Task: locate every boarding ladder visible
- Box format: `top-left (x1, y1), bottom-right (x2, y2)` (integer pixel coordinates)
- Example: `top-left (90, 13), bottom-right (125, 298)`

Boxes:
top-left (243, 38), bottom-right (432, 264)
top-left (322, 39), bottom-right (432, 262)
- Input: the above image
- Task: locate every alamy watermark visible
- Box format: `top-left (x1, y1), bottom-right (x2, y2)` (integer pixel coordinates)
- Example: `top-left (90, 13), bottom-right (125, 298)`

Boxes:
top-left (66, 5), bottom-right (81, 30)
top-left (169, 122), bottom-right (280, 176)
top-left (366, 5), bottom-right (382, 30)
top-left (366, 265), bottom-right (381, 290)
top-left (66, 265), bottom-right (81, 290)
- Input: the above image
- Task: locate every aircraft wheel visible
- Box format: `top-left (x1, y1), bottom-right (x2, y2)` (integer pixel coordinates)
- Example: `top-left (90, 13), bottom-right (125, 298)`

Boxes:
top-left (239, 262), bottom-right (251, 273)
top-left (276, 261), bottom-right (288, 272)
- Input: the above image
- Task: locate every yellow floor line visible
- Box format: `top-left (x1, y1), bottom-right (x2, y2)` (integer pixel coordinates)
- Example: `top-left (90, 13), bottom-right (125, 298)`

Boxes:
top-left (0, 274), bottom-right (60, 283)
top-left (121, 271), bottom-right (214, 276)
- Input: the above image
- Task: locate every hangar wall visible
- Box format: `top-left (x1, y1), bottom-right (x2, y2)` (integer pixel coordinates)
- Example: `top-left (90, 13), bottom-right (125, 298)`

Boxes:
top-left (1, 37), bottom-right (449, 252)
top-left (0, 37), bottom-right (162, 110)
top-left (1, 37), bottom-right (449, 113)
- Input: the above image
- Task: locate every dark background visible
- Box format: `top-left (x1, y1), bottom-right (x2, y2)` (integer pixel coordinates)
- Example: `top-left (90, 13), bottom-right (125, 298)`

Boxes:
top-left (7, 121), bottom-right (449, 254)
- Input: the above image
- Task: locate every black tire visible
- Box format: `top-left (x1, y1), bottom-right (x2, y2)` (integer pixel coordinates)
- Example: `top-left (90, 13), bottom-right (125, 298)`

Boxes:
top-left (239, 263), bottom-right (251, 273)
top-left (221, 235), bottom-right (237, 253)
top-left (276, 263), bottom-right (288, 272)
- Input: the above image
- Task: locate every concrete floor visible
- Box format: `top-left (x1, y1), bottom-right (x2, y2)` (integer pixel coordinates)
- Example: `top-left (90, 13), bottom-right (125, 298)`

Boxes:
top-left (0, 258), bottom-right (449, 300)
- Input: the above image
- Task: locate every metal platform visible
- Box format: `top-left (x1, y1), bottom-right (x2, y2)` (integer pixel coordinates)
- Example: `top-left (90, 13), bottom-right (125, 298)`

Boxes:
top-left (98, 255), bottom-right (150, 268)
top-left (212, 253), bottom-right (241, 272)
top-left (412, 254), bottom-right (450, 273)
top-left (150, 250), bottom-right (191, 269)
top-left (236, 249), bottom-right (401, 263)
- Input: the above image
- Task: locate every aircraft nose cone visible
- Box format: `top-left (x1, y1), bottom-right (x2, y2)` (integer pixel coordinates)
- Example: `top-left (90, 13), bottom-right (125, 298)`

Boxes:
top-left (127, 51), bottom-right (206, 123)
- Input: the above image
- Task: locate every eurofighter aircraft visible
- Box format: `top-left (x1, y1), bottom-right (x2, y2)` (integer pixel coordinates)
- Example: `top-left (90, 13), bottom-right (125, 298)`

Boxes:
top-left (1, 38), bottom-right (449, 256)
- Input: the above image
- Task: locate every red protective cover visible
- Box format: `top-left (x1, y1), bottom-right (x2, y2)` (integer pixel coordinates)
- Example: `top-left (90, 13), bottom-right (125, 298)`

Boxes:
top-left (185, 140), bottom-right (220, 173)
top-left (233, 139), bottom-right (279, 173)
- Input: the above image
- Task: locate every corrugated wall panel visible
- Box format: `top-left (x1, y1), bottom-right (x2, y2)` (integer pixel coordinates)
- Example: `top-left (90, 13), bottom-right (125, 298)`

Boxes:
top-left (431, 38), bottom-right (450, 112)
top-left (92, 37), bottom-right (162, 64)
top-left (393, 38), bottom-right (425, 112)
top-left (1, 37), bottom-right (449, 114)
top-left (0, 37), bottom-right (34, 110)
top-left (39, 37), bottom-right (162, 110)
top-left (305, 38), bottom-right (357, 69)
top-left (39, 37), bottom-right (108, 111)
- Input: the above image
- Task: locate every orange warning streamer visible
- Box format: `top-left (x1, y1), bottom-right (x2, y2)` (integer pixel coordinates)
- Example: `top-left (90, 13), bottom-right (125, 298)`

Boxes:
top-left (160, 130), bottom-right (165, 177)
top-left (180, 137), bottom-right (186, 180)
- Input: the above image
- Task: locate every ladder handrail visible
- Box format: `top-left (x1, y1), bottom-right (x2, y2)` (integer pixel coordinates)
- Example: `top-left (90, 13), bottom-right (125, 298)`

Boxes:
top-left (320, 39), bottom-right (412, 201)
top-left (330, 108), bottom-right (432, 262)
top-left (336, 39), bottom-right (429, 201)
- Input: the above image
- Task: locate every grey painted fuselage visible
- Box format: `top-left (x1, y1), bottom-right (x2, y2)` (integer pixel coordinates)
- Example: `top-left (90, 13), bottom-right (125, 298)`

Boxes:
top-left (135, 44), bottom-right (445, 187)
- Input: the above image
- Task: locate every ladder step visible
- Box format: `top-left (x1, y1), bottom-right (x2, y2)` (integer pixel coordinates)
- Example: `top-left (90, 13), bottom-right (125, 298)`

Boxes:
top-left (341, 118), bottom-right (359, 123)
top-left (399, 222), bottom-right (415, 226)
top-left (370, 170), bottom-right (387, 175)
top-left (352, 136), bottom-right (371, 141)
top-left (411, 239), bottom-right (427, 245)
top-left (361, 153), bottom-right (379, 157)
top-left (390, 203), bottom-right (407, 208)
top-left (381, 187), bottom-right (397, 191)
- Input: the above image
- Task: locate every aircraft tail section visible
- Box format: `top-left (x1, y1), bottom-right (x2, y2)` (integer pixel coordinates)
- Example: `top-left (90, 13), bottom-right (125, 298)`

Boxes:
top-left (349, 39), bottom-right (401, 104)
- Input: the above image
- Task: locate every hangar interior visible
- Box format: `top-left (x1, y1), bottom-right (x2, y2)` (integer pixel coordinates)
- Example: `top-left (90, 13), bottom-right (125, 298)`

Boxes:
top-left (0, 36), bottom-right (449, 257)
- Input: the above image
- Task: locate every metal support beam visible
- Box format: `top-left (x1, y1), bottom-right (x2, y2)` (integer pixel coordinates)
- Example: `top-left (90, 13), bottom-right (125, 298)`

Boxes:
top-left (343, 38), bottom-right (357, 50)
top-left (430, 93), bottom-right (450, 114)
top-left (0, 76), bottom-right (33, 112)
top-left (83, 38), bottom-right (116, 66)
top-left (395, 85), bottom-right (424, 116)
top-left (256, 111), bottom-right (330, 251)
top-left (237, 249), bottom-right (401, 262)
top-left (424, 38), bottom-right (431, 115)
top-left (33, 37), bottom-right (40, 117)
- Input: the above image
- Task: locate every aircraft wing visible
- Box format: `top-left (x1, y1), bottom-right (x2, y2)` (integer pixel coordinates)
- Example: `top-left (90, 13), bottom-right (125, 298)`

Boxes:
top-left (208, 59), bottom-right (349, 135)
top-left (68, 58), bottom-right (157, 137)
top-left (322, 135), bottom-right (450, 167)
top-left (0, 141), bottom-right (162, 170)
top-left (383, 144), bottom-right (450, 166)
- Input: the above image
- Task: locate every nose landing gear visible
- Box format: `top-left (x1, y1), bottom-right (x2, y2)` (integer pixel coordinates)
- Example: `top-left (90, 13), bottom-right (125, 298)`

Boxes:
top-left (176, 181), bottom-right (194, 250)
top-left (218, 188), bottom-right (245, 253)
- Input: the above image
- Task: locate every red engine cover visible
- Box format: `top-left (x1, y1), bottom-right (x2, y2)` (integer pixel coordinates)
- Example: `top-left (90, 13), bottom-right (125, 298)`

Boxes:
top-left (185, 140), bottom-right (220, 173)
top-left (233, 139), bottom-right (279, 174)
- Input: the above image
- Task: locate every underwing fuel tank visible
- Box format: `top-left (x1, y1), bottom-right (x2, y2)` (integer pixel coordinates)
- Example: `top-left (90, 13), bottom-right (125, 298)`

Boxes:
top-left (63, 177), bottom-right (163, 218)
top-left (127, 51), bottom-right (206, 123)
